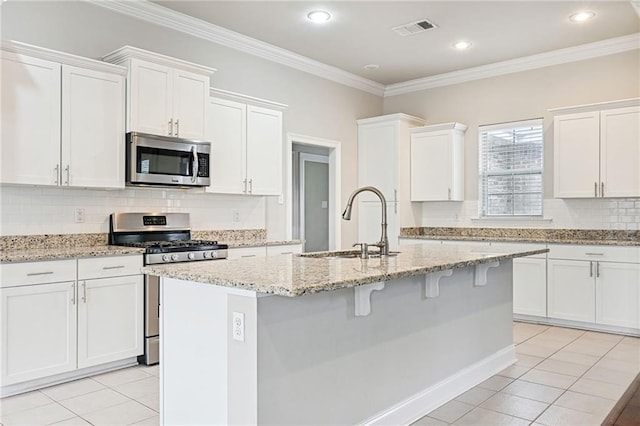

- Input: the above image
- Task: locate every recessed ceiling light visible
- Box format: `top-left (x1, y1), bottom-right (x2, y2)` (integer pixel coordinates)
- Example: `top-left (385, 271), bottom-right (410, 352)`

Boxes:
top-left (569, 11), bottom-right (596, 23)
top-left (364, 64), bottom-right (380, 70)
top-left (453, 40), bottom-right (472, 50)
top-left (307, 10), bottom-right (332, 24)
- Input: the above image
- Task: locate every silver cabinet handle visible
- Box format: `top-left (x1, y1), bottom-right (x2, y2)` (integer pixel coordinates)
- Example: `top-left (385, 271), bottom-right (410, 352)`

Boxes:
top-left (175, 119), bottom-right (180, 137)
top-left (585, 252), bottom-right (604, 256)
top-left (589, 261), bottom-right (593, 277)
top-left (102, 265), bottom-right (125, 270)
top-left (81, 281), bottom-right (87, 303)
top-left (191, 146), bottom-right (198, 183)
top-left (241, 254), bottom-right (256, 258)
top-left (594, 182), bottom-right (598, 197)
top-left (394, 189), bottom-right (398, 213)
top-left (54, 164), bottom-right (59, 185)
top-left (168, 119), bottom-right (173, 136)
top-left (279, 252), bottom-right (292, 255)
top-left (243, 179), bottom-right (247, 193)
top-left (601, 182), bottom-right (604, 197)
top-left (249, 178), bottom-right (253, 194)
top-left (596, 261), bottom-right (600, 278)
top-left (64, 165), bottom-right (70, 185)
top-left (27, 271), bottom-right (54, 276)
top-left (448, 188), bottom-right (452, 200)
top-left (71, 283), bottom-right (76, 305)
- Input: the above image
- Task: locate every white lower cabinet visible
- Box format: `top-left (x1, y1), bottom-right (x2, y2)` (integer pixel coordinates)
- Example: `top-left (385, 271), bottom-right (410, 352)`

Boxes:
top-left (513, 257), bottom-right (547, 317)
top-left (1, 281), bottom-right (77, 386)
top-left (596, 262), bottom-right (640, 328)
top-left (547, 259), bottom-right (596, 323)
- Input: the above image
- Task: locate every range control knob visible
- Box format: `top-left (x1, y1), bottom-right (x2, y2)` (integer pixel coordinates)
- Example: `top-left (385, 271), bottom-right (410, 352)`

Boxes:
top-left (203, 251), bottom-right (211, 259)
top-left (171, 254), bottom-right (179, 261)
top-left (211, 251), bottom-right (218, 259)
top-left (187, 253), bottom-right (196, 260)
top-left (162, 254), bottom-right (170, 263)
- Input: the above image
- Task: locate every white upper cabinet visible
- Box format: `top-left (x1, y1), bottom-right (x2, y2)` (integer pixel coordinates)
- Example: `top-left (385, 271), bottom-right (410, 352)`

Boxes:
top-left (1, 42), bottom-right (126, 188)
top-left (552, 99), bottom-right (640, 198)
top-left (206, 93), bottom-right (285, 196)
top-left (410, 122), bottom-right (466, 201)
top-left (103, 46), bottom-right (215, 140)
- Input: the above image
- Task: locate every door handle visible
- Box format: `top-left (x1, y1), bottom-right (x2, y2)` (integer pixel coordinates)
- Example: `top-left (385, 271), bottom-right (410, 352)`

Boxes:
top-left (249, 178), bottom-right (253, 194)
top-left (168, 119), bottom-right (173, 136)
top-left (589, 261), bottom-right (593, 277)
top-left (394, 189), bottom-right (398, 213)
top-left (71, 283), bottom-right (76, 305)
top-left (64, 165), bottom-right (70, 185)
top-left (448, 188), bottom-right (452, 200)
top-left (601, 182), bottom-right (604, 197)
top-left (596, 261), bottom-right (600, 278)
top-left (81, 281), bottom-right (87, 303)
top-left (594, 182), bottom-right (598, 197)
top-left (191, 146), bottom-right (198, 183)
top-left (175, 119), bottom-right (180, 137)
top-left (54, 164), bottom-right (59, 185)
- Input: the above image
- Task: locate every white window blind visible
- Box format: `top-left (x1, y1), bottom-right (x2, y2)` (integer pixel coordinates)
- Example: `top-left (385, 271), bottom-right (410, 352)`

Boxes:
top-left (479, 119), bottom-right (543, 217)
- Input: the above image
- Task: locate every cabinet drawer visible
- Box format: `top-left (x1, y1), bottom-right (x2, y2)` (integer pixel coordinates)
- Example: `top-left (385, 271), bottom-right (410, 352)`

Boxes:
top-left (0, 260), bottom-right (76, 288)
top-left (78, 255), bottom-right (142, 279)
top-left (227, 246), bottom-right (266, 260)
top-left (266, 244), bottom-right (302, 256)
top-left (547, 244), bottom-right (640, 263)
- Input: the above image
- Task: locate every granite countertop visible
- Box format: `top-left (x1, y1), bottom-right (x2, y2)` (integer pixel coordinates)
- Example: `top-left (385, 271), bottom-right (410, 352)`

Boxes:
top-left (400, 227), bottom-right (640, 247)
top-left (0, 246), bottom-right (146, 263)
top-left (224, 239), bottom-right (304, 248)
top-left (142, 244), bottom-right (548, 297)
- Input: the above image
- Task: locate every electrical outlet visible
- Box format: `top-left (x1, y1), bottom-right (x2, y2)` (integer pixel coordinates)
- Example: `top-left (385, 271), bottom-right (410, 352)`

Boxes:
top-left (75, 208), bottom-right (85, 223)
top-left (232, 312), bottom-right (245, 342)
top-left (232, 210), bottom-right (240, 222)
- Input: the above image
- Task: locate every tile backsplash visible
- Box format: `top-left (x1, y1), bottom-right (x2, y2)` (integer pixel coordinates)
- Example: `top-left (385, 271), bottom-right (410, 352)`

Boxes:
top-left (0, 186), bottom-right (266, 236)
top-left (420, 198), bottom-right (640, 230)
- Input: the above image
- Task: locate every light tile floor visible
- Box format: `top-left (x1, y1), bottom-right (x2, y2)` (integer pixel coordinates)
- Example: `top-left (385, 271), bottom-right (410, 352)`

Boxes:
top-left (1, 322), bottom-right (638, 425)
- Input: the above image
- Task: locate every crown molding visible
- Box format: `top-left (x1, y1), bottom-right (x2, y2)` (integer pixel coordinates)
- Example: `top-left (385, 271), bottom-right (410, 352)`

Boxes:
top-left (384, 33), bottom-right (640, 97)
top-left (209, 88), bottom-right (288, 110)
top-left (411, 122), bottom-right (468, 133)
top-left (103, 45), bottom-right (216, 76)
top-left (356, 113), bottom-right (425, 126)
top-left (87, 0), bottom-right (385, 97)
top-left (549, 97), bottom-right (640, 115)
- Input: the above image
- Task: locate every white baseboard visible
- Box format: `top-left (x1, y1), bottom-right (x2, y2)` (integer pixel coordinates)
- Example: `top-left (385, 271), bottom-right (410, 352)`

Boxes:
top-left (514, 315), bottom-right (640, 337)
top-left (359, 345), bottom-right (516, 426)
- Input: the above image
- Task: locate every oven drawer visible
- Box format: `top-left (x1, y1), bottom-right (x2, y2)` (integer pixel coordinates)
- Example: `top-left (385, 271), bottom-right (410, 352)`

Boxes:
top-left (78, 255), bottom-right (143, 280)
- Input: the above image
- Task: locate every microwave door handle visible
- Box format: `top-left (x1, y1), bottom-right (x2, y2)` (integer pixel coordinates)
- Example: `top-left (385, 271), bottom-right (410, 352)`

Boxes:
top-left (191, 146), bottom-right (198, 183)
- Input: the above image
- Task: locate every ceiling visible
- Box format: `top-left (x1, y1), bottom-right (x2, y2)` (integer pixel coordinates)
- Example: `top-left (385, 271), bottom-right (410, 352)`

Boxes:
top-left (152, 1), bottom-right (639, 86)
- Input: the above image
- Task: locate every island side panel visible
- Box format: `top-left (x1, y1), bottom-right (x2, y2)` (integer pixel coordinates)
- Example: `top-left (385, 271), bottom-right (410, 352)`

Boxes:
top-left (256, 261), bottom-right (514, 425)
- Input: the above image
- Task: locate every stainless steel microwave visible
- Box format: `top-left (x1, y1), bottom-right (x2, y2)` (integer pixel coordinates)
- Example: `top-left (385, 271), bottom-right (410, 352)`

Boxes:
top-left (126, 132), bottom-right (211, 187)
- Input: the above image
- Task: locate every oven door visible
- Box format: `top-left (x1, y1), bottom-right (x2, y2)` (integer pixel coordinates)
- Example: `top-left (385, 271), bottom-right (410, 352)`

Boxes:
top-left (127, 132), bottom-right (210, 187)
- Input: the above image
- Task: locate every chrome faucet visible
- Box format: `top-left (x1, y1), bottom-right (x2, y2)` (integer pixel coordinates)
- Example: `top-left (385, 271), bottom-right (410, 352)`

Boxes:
top-left (342, 186), bottom-right (389, 256)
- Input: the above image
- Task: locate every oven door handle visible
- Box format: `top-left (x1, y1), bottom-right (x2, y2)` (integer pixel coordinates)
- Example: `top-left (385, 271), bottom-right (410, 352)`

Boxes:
top-left (191, 146), bottom-right (198, 183)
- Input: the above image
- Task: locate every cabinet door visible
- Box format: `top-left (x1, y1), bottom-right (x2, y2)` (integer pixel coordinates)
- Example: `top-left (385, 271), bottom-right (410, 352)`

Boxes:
top-left (1, 282), bottom-right (77, 385)
top-left (246, 106), bottom-right (283, 195)
top-left (172, 70), bottom-right (208, 140)
top-left (553, 112), bottom-right (600, 198)
top-left (205, 98), bottom-right (246, 194)
top-left (61, 65), bottom-right (125, 188)
top-left (1, 52), bottom-right (61, 186)
top-left (77, 275), bottom-right (143, 369)
top-left (513, 257), bottom-right (547, 317)
top-left (411, 132), bottom-right (453, 201)
top-left (596, 262), bottom-right (640, 329)
top-left (358, 201), bottom-right (399, 251)
top-left (600, 106), bottom-right (640, 197)
top-left (547, 259), bottom-right (595, 322)
top-left (128, 59), bottom-right (172, 136)
top-left (358, 122), bottom-right (397, 202)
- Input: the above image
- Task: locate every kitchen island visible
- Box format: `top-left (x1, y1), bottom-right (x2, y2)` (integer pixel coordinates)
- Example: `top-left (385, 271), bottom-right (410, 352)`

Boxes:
top-left (143, 243), bottom-right (547, 425)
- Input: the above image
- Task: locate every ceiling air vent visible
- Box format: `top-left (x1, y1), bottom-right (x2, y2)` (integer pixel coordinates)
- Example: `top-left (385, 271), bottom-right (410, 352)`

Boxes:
top-left (392, 19), bottom-right (438, 36)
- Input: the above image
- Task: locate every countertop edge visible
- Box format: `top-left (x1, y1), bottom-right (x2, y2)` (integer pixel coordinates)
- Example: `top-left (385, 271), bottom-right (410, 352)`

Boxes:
top-left (399, 235), bottom-right (640, 247)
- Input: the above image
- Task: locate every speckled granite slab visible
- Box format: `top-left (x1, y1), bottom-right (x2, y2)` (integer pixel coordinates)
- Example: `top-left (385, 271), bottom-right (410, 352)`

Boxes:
top-left (400, 227), bottom-right (640, 246)
top-left (142, 244), bottom-right (548, 297)
top-left (0, 233), bottom-right (108, 251)
top-left (1, 246), bottom-right (145, 263)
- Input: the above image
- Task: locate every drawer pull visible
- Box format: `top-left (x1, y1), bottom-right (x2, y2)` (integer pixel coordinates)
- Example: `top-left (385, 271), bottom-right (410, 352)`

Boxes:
top-left (102, 265), bottom-right (125, 270)
top-left (585, 253), bottom-right (604, 256)
top-left (241, 255), bottom-right (256, 258)
top-left (280, 252), bottom-right (293, 255)
top-left (26, 271), bottom-right (54, 276)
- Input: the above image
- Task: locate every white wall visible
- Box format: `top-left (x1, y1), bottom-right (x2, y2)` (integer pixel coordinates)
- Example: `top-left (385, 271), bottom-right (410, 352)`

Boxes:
top-left (383, 50), bottom-right (640, 230)
top-left (0, 1), bottom-right (383, 244)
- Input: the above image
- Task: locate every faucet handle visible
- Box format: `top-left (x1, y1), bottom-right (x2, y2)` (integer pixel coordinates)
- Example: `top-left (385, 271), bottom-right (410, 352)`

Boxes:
top-left (352, 242), bottom-right (370, 259)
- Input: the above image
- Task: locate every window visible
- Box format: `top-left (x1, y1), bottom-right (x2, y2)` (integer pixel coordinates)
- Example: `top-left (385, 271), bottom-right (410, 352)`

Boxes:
top-left (479, 119), bottom-right (543, 217)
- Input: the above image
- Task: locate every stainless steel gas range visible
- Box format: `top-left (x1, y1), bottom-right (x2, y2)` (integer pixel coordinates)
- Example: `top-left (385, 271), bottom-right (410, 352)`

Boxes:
top-left (109, 212), bottom-right (228, 365)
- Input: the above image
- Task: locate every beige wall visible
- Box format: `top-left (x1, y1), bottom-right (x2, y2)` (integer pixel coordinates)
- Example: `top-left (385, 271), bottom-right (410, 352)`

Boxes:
top-left (1, 1), bottom-right (383, 245)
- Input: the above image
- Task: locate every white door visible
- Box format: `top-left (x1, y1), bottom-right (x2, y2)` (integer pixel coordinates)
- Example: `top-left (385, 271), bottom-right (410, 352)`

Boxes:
top-left (600, 106), bottom-right (640, 197)
top-left (129, 59), bottom-right (172, 135)
top-left (596, 262), bottom-right (640, 329)
top-left (172, 69), bottom-right (208, 140)
top-left (553, 112), bottom-right (600, 198)
top-left (358, 123), bottom-right (397, 202)
top-left (411, 131), bottom-right (452, 201)
top-left (1, 52), bottom-right (61, 186)
top-left (300, 153), bottom-right (330, 253)
top-left (246, 105), bottom-right (282, 195)
top-left (77, 276), bottom-right (143, 368)
top-left (1, 282), bottom-right (77, 385)
top-left (513, 257), bottom-right (547, 317)
top-left (206, 98), bottom-right (246, 194)
top-left (61, 65), bottom-right (125, 189)
top-left (547, 259), bottom-right (595, 322)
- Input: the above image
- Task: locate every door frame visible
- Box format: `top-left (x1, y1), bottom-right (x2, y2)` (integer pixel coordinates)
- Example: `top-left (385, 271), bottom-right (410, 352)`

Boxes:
top-left (286, 133), bottom-right (341, 250)
top-left (299, 153), bottom-right (330, 251)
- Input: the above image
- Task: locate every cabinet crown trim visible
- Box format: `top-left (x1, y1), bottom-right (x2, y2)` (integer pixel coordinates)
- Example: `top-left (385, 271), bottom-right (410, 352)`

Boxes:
top-left (1, 40), bottom-right (127, 75)
top-left (356, 113), bottom-right (425, 127)
top-left (549, 98), bottom-right (640, 115)
top-left (411, 122), bottom-right (468, 133)
top-left (102, 45), bottom-right (216, 76)
top-left (209, 88), bottom-right (288, 110)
